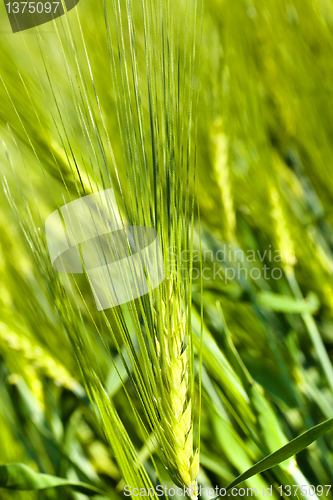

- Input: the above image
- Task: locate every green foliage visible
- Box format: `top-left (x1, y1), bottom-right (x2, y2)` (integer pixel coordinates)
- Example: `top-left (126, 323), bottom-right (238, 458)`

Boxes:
top-left (0, 463), bottom-right (107, 496)
top-left (0, 0), bottom-right (333, 499)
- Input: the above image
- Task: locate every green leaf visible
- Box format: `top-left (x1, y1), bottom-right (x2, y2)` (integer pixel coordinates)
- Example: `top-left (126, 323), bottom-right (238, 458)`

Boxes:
top-left (256, 291), bottom-right (319, 314)
top-left (225, 418), bottom-right (333, 491)
top-left (0, 463), bottom-right (107, 497)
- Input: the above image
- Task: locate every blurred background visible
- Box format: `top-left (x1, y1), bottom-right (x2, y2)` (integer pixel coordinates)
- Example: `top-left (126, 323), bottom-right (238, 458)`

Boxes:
top-left (0, 0), bottom-right (333, 498)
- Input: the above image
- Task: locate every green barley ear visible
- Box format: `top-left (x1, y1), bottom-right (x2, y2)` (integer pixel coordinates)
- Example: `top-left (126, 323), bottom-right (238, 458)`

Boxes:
top-left (0, 323), bottom-right (79, 396)
top-left (212, 119), bottom-right (236, 243)
top-left (154, 279), bottom-right (199, 496)
top-left (99, 0), bottom-right (203, 493)
top-left (269, 179), bottom-right (333, 395)
top-left (270, 185), bottom-right (296, 275)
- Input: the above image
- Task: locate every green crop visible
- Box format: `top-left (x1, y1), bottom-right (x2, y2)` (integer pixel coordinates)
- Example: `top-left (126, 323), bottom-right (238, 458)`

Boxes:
top-left (0, 0), bottom-right (333, 499)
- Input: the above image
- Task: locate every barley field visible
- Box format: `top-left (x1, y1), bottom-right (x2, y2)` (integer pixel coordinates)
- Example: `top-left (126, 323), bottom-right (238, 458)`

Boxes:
top-left (0, 0), bottom-right (333, 499)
